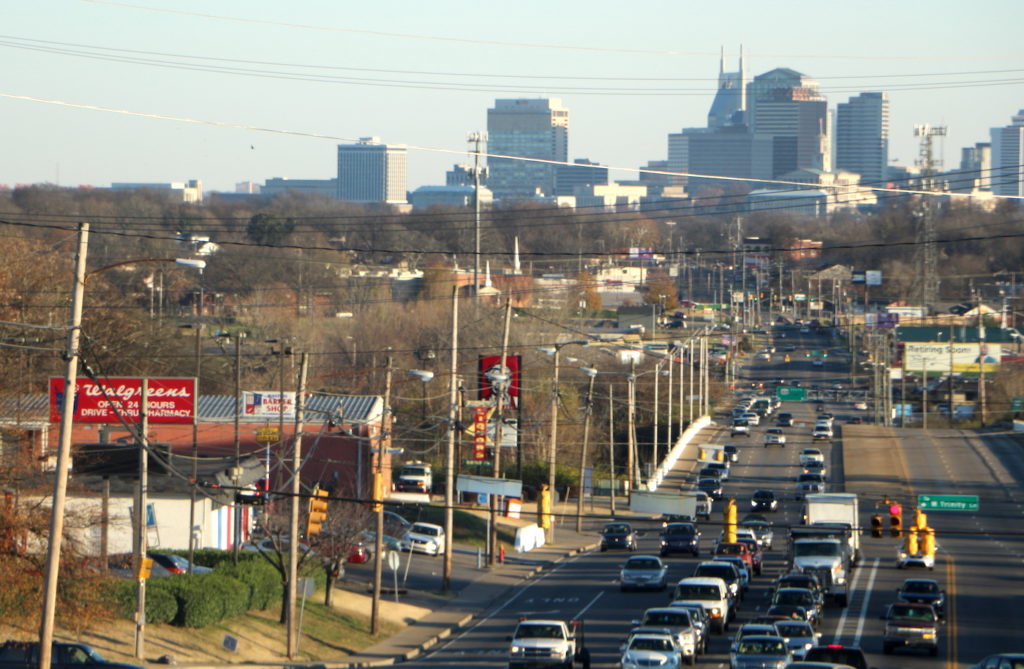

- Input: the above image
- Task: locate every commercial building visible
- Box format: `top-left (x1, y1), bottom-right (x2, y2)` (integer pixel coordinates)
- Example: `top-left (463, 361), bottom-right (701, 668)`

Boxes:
top-left (486, 98), bottom-right (569, 199)
top-left (555, 158), bottom-right (608, 196)
top-left (835, 92), bottom-right (889, 186)
top-left (990, 110), bottom-right (1024, 197)
top-left (747, 68), bottom-right (829, 179)
top-left (110, 179), bottom-right (203, 203)
top-left (959, 142), bottom-right (991, 191)
top-left (408, 184), bottom-right (492, 209)
top-left (336, 137), bottom-right (408, 204)
top-left (262, 177), bottom-right (338, 199)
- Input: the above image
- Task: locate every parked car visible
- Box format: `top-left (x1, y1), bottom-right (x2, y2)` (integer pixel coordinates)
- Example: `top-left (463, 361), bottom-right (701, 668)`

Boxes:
top-left (148, 552), bottom-right (212, 576)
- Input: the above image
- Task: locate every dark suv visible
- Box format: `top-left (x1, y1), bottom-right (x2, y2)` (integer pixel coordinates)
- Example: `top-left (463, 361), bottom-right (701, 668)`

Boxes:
top-left (660, 522), bottom-right (701, 557)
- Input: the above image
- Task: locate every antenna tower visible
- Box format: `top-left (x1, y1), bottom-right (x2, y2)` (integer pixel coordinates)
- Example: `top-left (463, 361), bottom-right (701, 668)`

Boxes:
top-left (913, 124), bottom-right (946, 308)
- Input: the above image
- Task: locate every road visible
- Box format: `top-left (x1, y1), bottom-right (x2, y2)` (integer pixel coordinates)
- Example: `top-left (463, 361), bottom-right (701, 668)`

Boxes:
top-left (398, 324), bottom-right (1024, 667)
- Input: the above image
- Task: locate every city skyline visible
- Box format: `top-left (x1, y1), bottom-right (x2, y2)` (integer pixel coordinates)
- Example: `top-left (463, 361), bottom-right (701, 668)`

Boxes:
top-left (2, 1), bottom-right (1022, 194)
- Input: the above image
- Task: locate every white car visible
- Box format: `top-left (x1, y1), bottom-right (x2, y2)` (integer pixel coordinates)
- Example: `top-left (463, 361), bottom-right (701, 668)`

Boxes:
top-left (740, 412), bottom-right (760, 426)
top-left (799, 448), bottom-right (824, 466)
top-left (812, 425), bottom-right (833, 441)
top-left (620, 631), bottom-right (684, 669)
top-left (400, 521), bottom-right (446, 556)
top-left (763, 428), bottom-right (786, 447)
top-left (852, 401), bottom-right (868, 411)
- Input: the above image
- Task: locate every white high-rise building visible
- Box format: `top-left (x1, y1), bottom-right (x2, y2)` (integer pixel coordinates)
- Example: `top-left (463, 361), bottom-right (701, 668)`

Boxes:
top-left (991, 110), bottom-right (1024, 197)
top-left (835, 92), bottom-right (889, 185)
top-left (336, 138), bottom-right (407, 204)
top-left (486, 98), bottom-right (569, 199)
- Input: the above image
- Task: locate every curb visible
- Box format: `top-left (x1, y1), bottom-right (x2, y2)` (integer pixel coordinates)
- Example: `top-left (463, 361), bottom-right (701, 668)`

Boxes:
top-left (330, 541), bottom-right (598, 668)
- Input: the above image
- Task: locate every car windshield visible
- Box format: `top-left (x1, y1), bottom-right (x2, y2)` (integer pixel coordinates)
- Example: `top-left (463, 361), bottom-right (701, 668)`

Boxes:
top-left (793, 542), bottom-right (841, 557)
top-left (411, 524), bottom-right (440, 536)
top-left (774, 591), bottom-right (813, 606)
top-left (716, 544), bottom-right (746, 555)
top-left (643, 612), bottom-right (690, 627)
top-left (775, 622), bottom-right (811, 637)
top-left (629, 637), bottom-right (674, 652)
top-left (675, 585), bottom-right (720, 600)
top-left (515, 624), bottom-right (564, 639)
top-left (737, 639), bottom-right (787, 655)
top-left (753, 491), bottom-right (774, 500)
top-left (665, 525), bottom-right (695, 536)
top-left (604, 524), bottom-right (630, 535)
top-left (889, 606), bottom-right (936, 622)
top-left (903, 581), bottom-right (939, 594)
top-left (626, 558), bottom-right (661, 570)
top-left (695, 566), bottom-right (735, 581)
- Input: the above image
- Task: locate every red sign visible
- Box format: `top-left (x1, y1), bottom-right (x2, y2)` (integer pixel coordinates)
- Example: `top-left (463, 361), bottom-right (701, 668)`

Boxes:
top-left (478, 354), bottom-right (522, 408)
top-left (473, 406), bottom-right (488, 460)
top-left (49, 377), bottom-right (196, 424)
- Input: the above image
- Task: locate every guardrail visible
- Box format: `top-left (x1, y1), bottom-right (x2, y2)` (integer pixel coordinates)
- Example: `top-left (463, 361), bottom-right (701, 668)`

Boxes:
top-left (645, 415), bottom-right (712, 491)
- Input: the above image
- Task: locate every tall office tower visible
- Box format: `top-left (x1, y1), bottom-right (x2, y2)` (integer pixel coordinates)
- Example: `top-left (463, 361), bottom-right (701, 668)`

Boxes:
top-left (991, 110), bottom-right (1024, 197)
top-left (746, 68), bottom-right (829, 178)
top-left (336, 137), bottom-right (408, 204)
top-left (708, 47), bottom-right (747, 128)
top-left (959, 143), bottom-right (991, 190)
top-left (555, 158), bottom-right (608, 196)
top-left (835, 92), bottom-right (889, 185)
top-left (487, 98), bottom-right (569, 199)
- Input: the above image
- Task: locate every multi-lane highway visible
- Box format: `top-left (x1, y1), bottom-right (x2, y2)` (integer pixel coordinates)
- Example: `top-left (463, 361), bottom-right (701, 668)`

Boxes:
top-left (400, 324), bottom-right (1024, 667)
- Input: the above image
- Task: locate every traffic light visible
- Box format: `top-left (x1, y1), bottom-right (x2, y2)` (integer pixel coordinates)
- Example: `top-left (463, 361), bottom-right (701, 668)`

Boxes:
top-left (889, 503), bottom-right (903, 538)
top-left (538, 484), bottom-right (551, 529)
top-left (371, 471), bottom-right (385, 512)
top-left (305, 487), bottom-right (329, 536)
top-left (870, 514), bottom-right (884, 538)
top-left (904, 526), bottom-right (919, 555)
top-left (921, 526), bottom-right (936, 557)
top-left (136, 557), bottom-right (153, 580)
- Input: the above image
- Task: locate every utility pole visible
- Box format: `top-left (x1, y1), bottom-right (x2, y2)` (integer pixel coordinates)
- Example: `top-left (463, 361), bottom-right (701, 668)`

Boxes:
top-left (443, 287), bottom-right (458, 590)
top-left (490, 298), bottom-right (512, 565)
top-left (38, 222), bottom-right (88, 669)
top-left (286, 353), bottom-right (308, 659)
top-left (370, 357), bottom-right (393, 636)
top-left (232, 333), bottom-right (243, 563)
top-left (576, 368), bottom-right (597, 533)
top-left (608, 385), bottom-right (616, 517)
top-left (188, 325), bottom-right (202, 573)
top-left (626, 360), bottom-right (637, 498)
top-left (134, 379), bottom-right (150, 660)
top-left (468, 132), bottom-right (487, 305)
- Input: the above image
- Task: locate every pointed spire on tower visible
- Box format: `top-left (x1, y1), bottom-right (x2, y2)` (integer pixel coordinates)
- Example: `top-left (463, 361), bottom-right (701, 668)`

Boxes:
top-left (513, 236), bottom-right (522, 275)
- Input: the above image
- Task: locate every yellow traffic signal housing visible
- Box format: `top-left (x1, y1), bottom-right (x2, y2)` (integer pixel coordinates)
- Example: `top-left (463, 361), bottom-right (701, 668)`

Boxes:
top-left (724, 498), bottom-right (737, 543)
top-left (371, 472), bottom-right (385, 512)
top-left (914, 509), bottom-right (927, 530)
top-left (904, 526), bottom-right (919, 555)
top-left (921, 527), bottom-right (936, 557)
top-left (538, 484), bottom-right (552, 529)
top-left (889, 509), bottom-right (902, 537)
top-left (870, 514), bottom-right (884, 538)
top-left (136, 557), bottom-right (154, 580)
top-left (306, 487), bottom-right (329, 536)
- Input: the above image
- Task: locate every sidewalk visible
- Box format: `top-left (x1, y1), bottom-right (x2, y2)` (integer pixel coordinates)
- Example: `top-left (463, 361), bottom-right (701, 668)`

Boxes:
top-left (326, 499), bottom-right (602, 667)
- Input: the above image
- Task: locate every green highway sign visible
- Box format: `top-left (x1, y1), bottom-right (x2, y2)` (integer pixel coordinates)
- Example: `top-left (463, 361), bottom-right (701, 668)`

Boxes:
top-left (776, 386), bottom-right (807, 402)
top-left (1012, 397), bottom-right (1024, 412)
top-left (918, 494), bottom-right (979, 512)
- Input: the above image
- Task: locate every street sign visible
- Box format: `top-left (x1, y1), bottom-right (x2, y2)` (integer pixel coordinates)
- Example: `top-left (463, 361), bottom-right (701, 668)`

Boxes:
top-left (918, 494), bottom-right (979, 512)
top-left (386, 550), bottom-right (400, 571)
top-left (776, 386), bottom-right (806, 402)
top-left (1013, 397), bottom-right (1024, 412)
top-left (256, 427), bottom-right (279, 442)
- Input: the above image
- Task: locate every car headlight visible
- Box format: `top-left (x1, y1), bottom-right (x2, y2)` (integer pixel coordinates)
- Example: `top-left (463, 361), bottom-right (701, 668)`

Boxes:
top-left (923, 632), bottom-right (935, 639)
top-left (510, 645), bottom-right (525, 654)
top-left (552, 647), bottom-right (567, 658)
top-left (709, 607), bottom-right (722, 617)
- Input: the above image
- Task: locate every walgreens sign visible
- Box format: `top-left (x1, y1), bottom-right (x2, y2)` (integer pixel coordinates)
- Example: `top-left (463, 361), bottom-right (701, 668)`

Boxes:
top-left (49, 377), bottom-right (196, 424)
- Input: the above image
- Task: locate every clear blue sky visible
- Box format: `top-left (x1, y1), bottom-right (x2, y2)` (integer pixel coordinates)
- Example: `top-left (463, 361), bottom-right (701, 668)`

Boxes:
top-left (2, 0), bottom-right (1022, 192)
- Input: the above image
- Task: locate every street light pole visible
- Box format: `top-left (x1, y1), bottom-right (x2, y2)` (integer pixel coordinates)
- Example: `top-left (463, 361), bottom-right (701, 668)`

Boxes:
top-left (576, 368), bottom-right (597, 533)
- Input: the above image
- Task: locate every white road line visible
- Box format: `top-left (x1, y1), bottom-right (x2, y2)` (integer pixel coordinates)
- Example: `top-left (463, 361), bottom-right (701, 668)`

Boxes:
top-left (829, 556), bottom-right (867, 644)
top-left (851, 557), bottom-right (879, 646)
top-left (574, 591), bottom-right (604, 620)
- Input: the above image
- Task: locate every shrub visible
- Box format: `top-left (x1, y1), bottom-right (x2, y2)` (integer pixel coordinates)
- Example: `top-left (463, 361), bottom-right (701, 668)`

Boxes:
top-left (108, 579), bottom-right (178, 624)
top-left (214, 559), bottom-right (281, 610)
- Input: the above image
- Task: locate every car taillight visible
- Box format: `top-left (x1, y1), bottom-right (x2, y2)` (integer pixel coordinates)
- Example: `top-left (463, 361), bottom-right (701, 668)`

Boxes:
top-left (168, 567), bottom-right (184, 574)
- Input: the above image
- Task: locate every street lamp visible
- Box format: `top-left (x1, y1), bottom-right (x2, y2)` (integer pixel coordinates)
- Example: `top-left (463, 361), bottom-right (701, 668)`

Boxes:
top-left (39, 233), bottom-right (207, 667)
top-left (537, 340), bottom-right (587, 543)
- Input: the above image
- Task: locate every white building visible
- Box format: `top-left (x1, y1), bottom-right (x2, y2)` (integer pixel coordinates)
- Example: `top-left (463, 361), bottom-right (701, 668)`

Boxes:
top-left (337, 137), bottom-right (408, 204)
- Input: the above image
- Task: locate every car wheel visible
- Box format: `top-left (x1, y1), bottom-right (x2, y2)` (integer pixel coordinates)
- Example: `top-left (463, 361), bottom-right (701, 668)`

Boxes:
top-left (600, 546), bottom-right (607, 552)
top-left (929, 646), bottom-right (938, 657)
top-left (692, 549), bottom-right (699, 557)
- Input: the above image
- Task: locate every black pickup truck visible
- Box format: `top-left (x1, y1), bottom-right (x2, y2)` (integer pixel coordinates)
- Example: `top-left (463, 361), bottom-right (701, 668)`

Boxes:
top-left (0, 642), bottom-right (144, 669)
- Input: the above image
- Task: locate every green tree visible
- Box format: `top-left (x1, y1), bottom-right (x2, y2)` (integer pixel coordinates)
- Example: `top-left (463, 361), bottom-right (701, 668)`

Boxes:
top-left (247, 213), bottom-right (295, 245)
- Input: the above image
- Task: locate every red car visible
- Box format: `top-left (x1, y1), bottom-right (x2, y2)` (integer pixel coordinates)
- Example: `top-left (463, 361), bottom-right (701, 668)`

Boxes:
top-left (735, 536), bottom-right (764, 575)
top-left (714, 542), bottom-right (753, 571)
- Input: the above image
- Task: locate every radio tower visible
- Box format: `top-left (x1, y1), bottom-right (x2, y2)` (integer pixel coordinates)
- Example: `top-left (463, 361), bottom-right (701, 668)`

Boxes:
top-left (914, 124), bottom-right (946, 308)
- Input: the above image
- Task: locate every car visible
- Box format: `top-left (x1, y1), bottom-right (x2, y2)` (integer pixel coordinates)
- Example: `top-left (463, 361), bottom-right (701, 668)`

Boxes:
top-left (730, 623), bottom-right (780, 654)
top-left (776, 412), bottom-right (794, 427)
top-left (969, 653), bottom-right (1024, 669)
top-left (784, 662), bottom-right (859, 669)
top-left (630, 609), bottom-right (701, 663)
top-left (896, 578), bottom-right (946, 617)
top-left (740, 519), bottom-right (775, 550)
top-left (802, 460), bottom-right (827, 479)
top-left (812, 425), bottom-right (833, 441)
top-left (897, 543), bottom-right (935, 570)
top-left (735, 536), bottom-right (764, 575)
top-left (802, 644), bottom-right (871, 669)
top-left (698, 477), bottom-right (724, 500)
top-left (240, 538), bottom-right (316, 556)
top-left (730, 635), bottom-right (792, 669)
top-left (693, 560), bottom-right (744, 603)
top-left (799, 448), bottom-right (824, 466)
top-left (668, 603), bottom-right (711, 654)
top-left (740, 411), bottom-right (761, 425)
top-left (771, 588), bottom-right (823, 628)
top-left (620, 555), bottom-right (670, 591)
top-left (882, 601), bottom-right (939, 656)
top-left (852, 401), bottom-right (868, 411)
top-left (756, 351), bottom-right (772, 361)
top-left (723, 444), bottom-right (740, 463)
top-left (0, 641), bottom-right (146, 669)
top-left (812, 359), bottom-right (824, 367)
top-left (698, 465), bottom-right (725, 482)
top-left (713, 556), bottom-right (751, 591)
top-left (751, 489), bottom-right (779, 512)
top-left (818, 413), bottom-right (835, 425)
top-left (147, 552), bottom-right (212, 576)
top-left (795, 473), bottom-right (827, 499)
top-left (777, 572), bottom-right (825, 606)
top-left (384, 510), bottom-right (412, 537)
top-left (731, 420), bottom-right (751, 437)
top-left (671, 576), bottom-right (732, 634)
top-left (773, 619), bottom-right (819, 660)
top-left (600, 521), bottom-right (639, 552)
top-left (846, 416), bottom-right (864, 424)
top-left (714, 542), bottom-right (754, 573)
top-left (764, 428), bottom-right (786, 447)
top-left (620, 631), bottom-right (684, 669)
top-left (400, 521), bottom-right (446, 556)
top-left (707, 461), bottom-right (730, 481)
top-left (661, 522), bottom-right (701, 557)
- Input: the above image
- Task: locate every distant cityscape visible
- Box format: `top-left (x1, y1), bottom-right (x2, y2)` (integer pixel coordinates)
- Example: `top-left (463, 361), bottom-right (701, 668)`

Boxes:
top-left (106, 55), bottom-right (1024, 216)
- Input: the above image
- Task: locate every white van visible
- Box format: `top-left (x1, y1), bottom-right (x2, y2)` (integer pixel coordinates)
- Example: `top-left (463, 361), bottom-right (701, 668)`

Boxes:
top-left (671, 576), bottom-right (732, 634)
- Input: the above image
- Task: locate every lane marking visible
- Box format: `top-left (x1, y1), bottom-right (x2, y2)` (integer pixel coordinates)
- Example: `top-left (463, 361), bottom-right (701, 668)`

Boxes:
top-left (829, 554), bottom-right (867, 644)
top-left (574, 591), bottom-right (604, 620)
top-left (946, 553), bottom-right (957, 669)
top-left (851, 557), bottom-right (879, 647)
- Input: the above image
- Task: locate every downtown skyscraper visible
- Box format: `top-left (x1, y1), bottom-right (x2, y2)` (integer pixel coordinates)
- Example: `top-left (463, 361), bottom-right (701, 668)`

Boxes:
top-left (835, 92), bottom-right (890, 185)
top-left (486, 98), bottom-right (569, 200)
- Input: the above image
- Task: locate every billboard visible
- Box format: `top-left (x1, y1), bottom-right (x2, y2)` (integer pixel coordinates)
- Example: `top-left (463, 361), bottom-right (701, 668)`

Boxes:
top-left (904, 342), bottom-right (999, 375)
top-left (49, 377), bottom-right (195, 424)
top-left (243, 391), bottom-right (296, 419)
top-left (478, 354), bottom-right (522, 408)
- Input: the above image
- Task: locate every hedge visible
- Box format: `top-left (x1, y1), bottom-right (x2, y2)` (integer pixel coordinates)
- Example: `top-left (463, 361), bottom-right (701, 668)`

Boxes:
top-left (213, 559), bottom-right (282, 610)
top-left (109, 579), bottom-right (178, 625)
